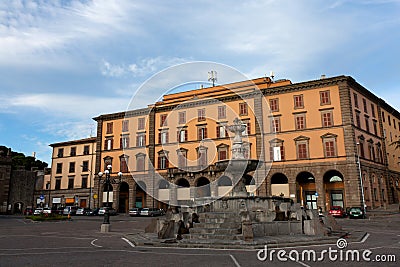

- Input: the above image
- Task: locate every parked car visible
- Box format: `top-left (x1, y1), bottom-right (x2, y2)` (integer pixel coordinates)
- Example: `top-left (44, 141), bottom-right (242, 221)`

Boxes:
top-left (42, 207), bottom-right (52, 215)
top-left (87, 208), bottom-right (99, 216)
top-left (328, 206), bottom-right (346, 218)
top-left (23, 207), bottom-right (34, 215)
top-left (140, 208), bottom-right (162, 217)
top-left (76, 208), bottom-right (91, 215)
top-left (348, 207), bottom-right (366, 219)
top-left (33, 208), bottom-right (43, 215)
top-left (98, 207), bottom-right (117, 216)
top-left (129, 208), bottom-right (141, 217)
top-left (63, 206), bottom-right (78, 215)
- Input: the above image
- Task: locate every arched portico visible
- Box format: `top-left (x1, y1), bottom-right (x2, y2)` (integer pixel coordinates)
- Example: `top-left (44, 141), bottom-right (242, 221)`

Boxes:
top-left (296, 171), bottom-right (317, 209)
top-left (271, 173), bottom-right (289, 197)
top-left (323, 170), bottom-right (345, 209)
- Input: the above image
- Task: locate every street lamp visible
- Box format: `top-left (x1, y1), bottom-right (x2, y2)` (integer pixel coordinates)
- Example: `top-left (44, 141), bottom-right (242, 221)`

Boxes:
top-left (81, 164), bottom-right (93, 209)
top-left (98, 165), bottom-right (123, 231)
top-left (356, 143), bottom-right (367, 216)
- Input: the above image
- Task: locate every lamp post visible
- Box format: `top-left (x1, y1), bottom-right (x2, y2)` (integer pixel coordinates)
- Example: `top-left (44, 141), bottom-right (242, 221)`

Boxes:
top-left (81, 165), bottom-right (93, 209)
top-left (47, 181), bottom-right (51, 208)
top-left (356, 143), bottom-right (367, 216)
top-left (98, 165), bottom-right (122, 231)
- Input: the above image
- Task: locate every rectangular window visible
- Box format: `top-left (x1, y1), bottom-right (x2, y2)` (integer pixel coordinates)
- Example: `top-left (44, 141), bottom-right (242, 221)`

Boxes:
top-left (373, 121), bottom-right (378, 135)
top-left (122, 120), bottom-right (129, 132)
top-left (365, 117), bottom-right (370, 133)
top-left (82, 161), bottom-right (89, 172)
top-left (178, 129), bottom-right (188, 142)
top-left (70, 147), bottom-right (76, 156)
top-left (83, 145), bottom-right (90, 155)
top-left (356, 112), bottom-right (361, 127)
top-left (320, 91), bottom-right (330, 105)
top-left (218, 149), bottom-right (227, 161)
top-left (81, 175), bottom-right (88, 189)
top-left (394, 119), bottom-right (396, 129)
top-left (136, 156), bottom-right (145, 172)
top-left (68, 177), bottom-right (74, 189)
top-left (178, 112), bottom-right (186, 124)
top-left (136, 134), bottom-right (146, 147)
top-left (218, 106), bottom-right (226, 119)
top-left (120, 136), bottom-right (130, 149)
top-left (382, 189), bottom-right (385, 201)
top-left (160, 114), bottom-right (168, 127)
top-left (363, 98), bottom-right (368, 113)
top-left (297, 143), bottom-right (308, 159)
top-left (69, 162), bottom-right (75, 173)
top-left (55, 179), bottom-right (61, 190)
top-left (388, 115), bottom-right (391, 126)
top-left (271, 118), bottom-right (281, 133)
top-left (120, 157), bottom-right (128, 173)
top-left (198, 149), bottom-right (207, 167)
top-left (324, 140), bottom-right (336, 157)
top-left (56, 163), bottom-right (62, 174)
top-left (104, 138), bottom-right (113, 150)
top-left (382, 112), bottom-right (385, 122)
top-left (270, 146), bottom-right (285, 161)
top-left (198, 127), bottom-right (208, 140)
top-left (239, 103), bottom-right (248, 116)
top-left (321, 111), bottom-right (333, 127)
top-left (106, 122), bottom-right (113, 134)
top-left (295, 114), bottom-right (306, 130)
top-left (158, 156), bottom-right (168, 169)
top-left (373, 188), bottom-right (378, 201)
top-left (159, 131), bottom-right (169, 144)
top-left (246, 121), bottom-right (251, 135)
top-left (294, 95), bottom-right (304, 109)
top-left (57, 148), bottom-right (64, 158)
top-left (354, 93), bottom-right (359, 108)
top-left (269, 98), bottom-right (279, 112)
top-left (198, 109), bottom-right (206, 121)
top-left (371, 104), bottom-right (375, 118)
top-left (359, 142), bottom-right (365, 158)
top-left (178, 151), bottom-right (187, 169)
top-left (216, 126), bottom-right (226, 138)
top-left (138, 118), bottom-right (145, 130)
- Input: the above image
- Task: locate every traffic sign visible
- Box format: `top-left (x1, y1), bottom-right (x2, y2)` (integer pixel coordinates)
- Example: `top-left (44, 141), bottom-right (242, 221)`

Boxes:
top-left (315, 192), bottom-right (319, 197)
top-left (39, 194), bottom-right (44, 200)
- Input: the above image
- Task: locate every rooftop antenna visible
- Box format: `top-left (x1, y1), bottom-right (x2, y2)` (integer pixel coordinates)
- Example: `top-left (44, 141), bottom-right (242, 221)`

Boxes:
top-left (208, 70), bottom-right (217, 87)
top-left (270, 71), bottom-right (275, 82)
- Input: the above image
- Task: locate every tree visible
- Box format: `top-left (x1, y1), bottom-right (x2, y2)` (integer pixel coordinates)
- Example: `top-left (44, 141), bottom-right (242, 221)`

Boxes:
top-left (0, 145), bottom-right (48, 170)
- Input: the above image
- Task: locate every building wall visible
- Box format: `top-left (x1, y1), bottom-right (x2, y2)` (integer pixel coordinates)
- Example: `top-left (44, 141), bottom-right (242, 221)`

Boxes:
top-left (47, 137), bottom-right (96, 208)
top-left (0, 154), bottom-right (12, 213)
top-left (93, 75), bottom-right (400, 212)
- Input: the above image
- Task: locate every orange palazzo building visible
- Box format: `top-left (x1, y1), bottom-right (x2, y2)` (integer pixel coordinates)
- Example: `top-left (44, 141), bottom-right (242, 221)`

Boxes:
top-left (92, 75), bottom-right (400, 212)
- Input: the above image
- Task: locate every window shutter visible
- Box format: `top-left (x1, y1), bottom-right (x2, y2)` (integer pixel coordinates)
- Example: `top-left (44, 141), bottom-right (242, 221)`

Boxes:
top-left (216, 127), bottom-right (220, 138)
top-left (158, 132), bottom-right (162, 144)
top-left (204, 128), bottom-right (208, 138)
top-left (270, 146), bottom-right (274, 161)
top-left (104, 140), bottom-right (107, 150)
top-left (281, 145), bottom-right (285, 160)
top-left (166, 132), bottom-right (169, 143)
top-left (120, 138), bottom-right (122, 148)
top-left (110, 139), bottom-right (113, 150)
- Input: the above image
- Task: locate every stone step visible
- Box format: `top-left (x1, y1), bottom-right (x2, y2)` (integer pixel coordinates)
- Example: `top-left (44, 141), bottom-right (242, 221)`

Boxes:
top-left (201, 217), bottom-right (241, 224)
top-left (193, 222), bottom-right (241, 229)
top-left (183, 233), bottom-right (243, 240)
top-left (199, 212), bottom-right (238, 219)
top-left (189, 227), bottom-right (241, 235)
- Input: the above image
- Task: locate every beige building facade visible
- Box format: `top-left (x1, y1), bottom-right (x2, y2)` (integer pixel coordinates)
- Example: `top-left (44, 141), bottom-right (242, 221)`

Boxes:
top-left (92, 75), bottom-right (399, 212)
top-left (46, 137), bottom-right (96, 209)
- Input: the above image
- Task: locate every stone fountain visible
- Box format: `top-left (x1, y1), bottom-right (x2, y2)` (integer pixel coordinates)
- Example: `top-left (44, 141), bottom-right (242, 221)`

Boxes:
top-left (153, 118), bottom-right (338, 244)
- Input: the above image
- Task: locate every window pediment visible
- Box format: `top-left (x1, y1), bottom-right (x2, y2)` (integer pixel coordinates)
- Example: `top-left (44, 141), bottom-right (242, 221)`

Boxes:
top-left (294, 135), bottom-right (310, 142)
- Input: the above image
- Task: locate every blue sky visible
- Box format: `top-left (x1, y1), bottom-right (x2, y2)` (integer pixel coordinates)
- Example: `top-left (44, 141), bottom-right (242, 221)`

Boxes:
top-left (0, 0), bottom-right (399, 165)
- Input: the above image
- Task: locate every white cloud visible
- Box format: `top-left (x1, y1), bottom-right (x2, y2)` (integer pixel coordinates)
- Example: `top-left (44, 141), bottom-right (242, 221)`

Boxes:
top-left (101, 56), bottom-right (190, 78)
top-left (0, 93), bottom-right (130, 119)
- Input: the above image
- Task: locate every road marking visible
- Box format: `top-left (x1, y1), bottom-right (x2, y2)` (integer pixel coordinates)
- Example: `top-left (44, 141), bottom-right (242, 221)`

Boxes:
top-left (360, 233), bottom-right (370, 243)
top-left (90, 239), bottom-right (102, 248)
top-left (229, 254), bottom-right (241, 267)
top-left (121, 237), bottom-right (135, 248)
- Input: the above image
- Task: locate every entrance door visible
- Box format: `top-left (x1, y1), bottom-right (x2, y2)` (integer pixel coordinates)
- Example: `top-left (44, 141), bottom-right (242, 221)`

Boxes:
top-left (305, 192), bottom-right (318, 209)
top-left (330, 191), bottom-right (344, 208)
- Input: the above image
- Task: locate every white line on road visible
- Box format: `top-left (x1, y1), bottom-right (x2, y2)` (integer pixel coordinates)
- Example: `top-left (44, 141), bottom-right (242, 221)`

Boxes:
top-left (360, 233), bottom-right (370, 243)
top-left (90, 239), bottom-right (102, 248)
top-left (229, 254), bottom-right (241, 267)
top-left (121, 237), bottom-right (135, 248)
